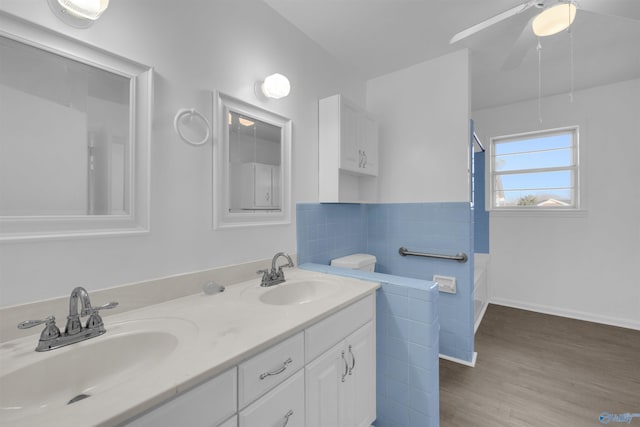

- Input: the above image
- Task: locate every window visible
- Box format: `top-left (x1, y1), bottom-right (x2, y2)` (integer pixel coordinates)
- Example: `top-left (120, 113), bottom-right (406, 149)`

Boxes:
top-left (489, 127), bottom-right (579, 210)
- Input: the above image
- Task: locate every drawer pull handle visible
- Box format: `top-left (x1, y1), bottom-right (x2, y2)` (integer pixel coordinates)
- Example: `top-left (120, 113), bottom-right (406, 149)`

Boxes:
top-left (259, 357), bottom-right (292, 380)
top-left (348, 344), bottom-right (356, 375)
top-left (280, 409), bottom-right (294, 427)
top-left (341, 351), bottom-right (349, 382)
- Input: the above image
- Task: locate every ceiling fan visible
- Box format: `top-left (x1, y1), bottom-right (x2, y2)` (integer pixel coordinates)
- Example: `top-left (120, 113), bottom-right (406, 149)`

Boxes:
top-left (450, 0), bottom-right (640, 69)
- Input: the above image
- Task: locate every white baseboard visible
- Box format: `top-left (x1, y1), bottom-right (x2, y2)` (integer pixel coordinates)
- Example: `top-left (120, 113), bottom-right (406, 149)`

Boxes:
top-left (474, 301), bottom-right (489, 334)
top-left (490, 297), bottom-right (640, 331)
top-left (439, 352), bottom-right (477, 367)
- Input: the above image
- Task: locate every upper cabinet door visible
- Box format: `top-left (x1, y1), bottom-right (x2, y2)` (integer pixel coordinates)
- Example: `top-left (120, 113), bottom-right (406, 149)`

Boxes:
top-left (339, 101), bottom-right (362, 173)
top-left (360, 116), bottom-right (378, 176)
top-left (320, 94), bottom-right (379, 178)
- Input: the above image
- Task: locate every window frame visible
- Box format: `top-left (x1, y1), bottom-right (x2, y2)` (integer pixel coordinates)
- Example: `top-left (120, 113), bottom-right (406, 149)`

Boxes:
top-left (488, 126), bottom-right (581, 212)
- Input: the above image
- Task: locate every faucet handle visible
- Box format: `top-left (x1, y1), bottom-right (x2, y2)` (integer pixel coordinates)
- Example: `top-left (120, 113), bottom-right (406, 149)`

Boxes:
top-left (94, 301), bottom-right (119, 311)
top-left (85, 301), bottom-right (118, 330)
top-left (17, 315), bottom-right (56, 330)
top-left (17, 316), bottom-right (60, 341)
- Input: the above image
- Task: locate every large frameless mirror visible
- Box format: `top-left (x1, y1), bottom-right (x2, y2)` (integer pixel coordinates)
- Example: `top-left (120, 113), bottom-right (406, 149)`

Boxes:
top-left (213, 92), bottom-right (291, 228)
top-left (0, 13), bottom-right (152, 241)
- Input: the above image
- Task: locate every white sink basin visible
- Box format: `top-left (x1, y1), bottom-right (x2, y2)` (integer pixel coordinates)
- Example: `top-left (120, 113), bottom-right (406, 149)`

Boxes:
top-left (259, 280), bottom-right (342, 305)
top-left (0, 317), bottom-right (197, 424)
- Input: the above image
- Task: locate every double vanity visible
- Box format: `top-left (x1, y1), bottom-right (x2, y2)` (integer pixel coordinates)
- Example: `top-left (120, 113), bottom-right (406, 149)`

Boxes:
top-left (0, 268), bottom-right (379, 427)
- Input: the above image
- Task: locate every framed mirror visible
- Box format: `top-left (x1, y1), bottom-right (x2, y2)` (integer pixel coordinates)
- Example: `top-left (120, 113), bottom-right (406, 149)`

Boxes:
top-left (0, 13), bottom-right (152, 241)
top-left (213, 92), bottom-right (291, 228)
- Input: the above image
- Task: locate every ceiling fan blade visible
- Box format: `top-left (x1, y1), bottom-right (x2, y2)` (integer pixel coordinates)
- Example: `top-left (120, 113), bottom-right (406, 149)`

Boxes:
top-left (501, 16), bottom-right (537, 70)
top-left (577, 0), bottom-right (640, 22)
top-left (450, 0), bottom-right (538, 44)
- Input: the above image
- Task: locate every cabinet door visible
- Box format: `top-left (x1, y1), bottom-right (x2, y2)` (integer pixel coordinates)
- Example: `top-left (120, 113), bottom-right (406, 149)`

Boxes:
top-left (305, 341), bottom-right (345, 427)
top-left (342, 322), bottom-right (376, 427)
top-left (360, 116), bottom-right (378, 176)
top-left (253, 163), bottom-right (273, 208)
top-left (270, 165), bottom-right (280, 207)
top-left (339, 101), bottom-right (361, 173)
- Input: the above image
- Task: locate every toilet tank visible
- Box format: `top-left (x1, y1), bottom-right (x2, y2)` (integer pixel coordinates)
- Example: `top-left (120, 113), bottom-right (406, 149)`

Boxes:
top-left (330, 254), bottom-right (376, 272)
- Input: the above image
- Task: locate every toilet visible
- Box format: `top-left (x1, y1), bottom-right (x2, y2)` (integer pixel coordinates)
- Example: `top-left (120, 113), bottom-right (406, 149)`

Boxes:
top-left (330, 253), bottom-right (377, 272)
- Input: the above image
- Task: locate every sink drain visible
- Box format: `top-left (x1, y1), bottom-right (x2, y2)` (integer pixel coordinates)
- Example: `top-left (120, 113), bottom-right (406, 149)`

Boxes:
top-left (68, 393), bottom-right (91, 405)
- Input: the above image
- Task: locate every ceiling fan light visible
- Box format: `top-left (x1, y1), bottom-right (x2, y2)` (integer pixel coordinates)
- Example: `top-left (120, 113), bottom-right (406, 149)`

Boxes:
top-left (56, 0), bottom-right (109, 20)
top-left (532, 3), bottom-right (577, 37)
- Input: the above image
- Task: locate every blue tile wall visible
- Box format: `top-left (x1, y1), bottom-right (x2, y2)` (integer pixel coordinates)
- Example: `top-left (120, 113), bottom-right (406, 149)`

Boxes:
top-left (370, 203), bottom-right (474, 363)
top-left (297, 202), bottom-right (475, 362)
top-left (296, 203), bottom-right (368, 266)
top-left (299, 264), bottom-right (440, 427)
top-left (473, 151), bottom-right (490, 253)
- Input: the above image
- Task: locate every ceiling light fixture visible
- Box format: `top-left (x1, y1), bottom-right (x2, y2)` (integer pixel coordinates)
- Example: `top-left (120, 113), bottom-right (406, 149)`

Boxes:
top-left (532, 2), bottom-right (576, 37)
top-left (257, 73), bottom-right (291, 99)
top-left (47, 0), bottom-right (109, 28)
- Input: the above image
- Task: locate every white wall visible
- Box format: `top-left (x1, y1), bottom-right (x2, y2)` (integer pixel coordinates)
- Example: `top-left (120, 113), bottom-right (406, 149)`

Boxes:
top-left (366, 49), bottom-right (471, 203)
top-left (473, 78), bottom-right (640, 329)
top-left (0, 1), bottom-right (365, 306)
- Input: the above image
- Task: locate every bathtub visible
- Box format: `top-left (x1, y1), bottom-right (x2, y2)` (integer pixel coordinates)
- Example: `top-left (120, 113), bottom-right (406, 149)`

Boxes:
top-left (474, 253), bottom-right (490, 333)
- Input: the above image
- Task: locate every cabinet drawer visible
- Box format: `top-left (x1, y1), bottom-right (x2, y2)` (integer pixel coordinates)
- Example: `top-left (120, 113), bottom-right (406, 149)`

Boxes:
top-left (305, 294), bottom-right (374, 363)
top-left (239, 369), bottom-right (305, 427)
top-left (238, 332), bottom-right (304, 408)
top-left (124, 367), bottom-right (237, 427)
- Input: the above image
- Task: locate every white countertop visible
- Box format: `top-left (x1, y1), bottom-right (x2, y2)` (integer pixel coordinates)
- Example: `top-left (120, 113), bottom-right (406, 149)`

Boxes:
top-left (0, 269), bottom-right (379, 427)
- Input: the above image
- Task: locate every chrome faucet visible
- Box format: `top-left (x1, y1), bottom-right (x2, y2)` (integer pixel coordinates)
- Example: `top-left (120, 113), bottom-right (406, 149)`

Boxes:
top-left (17, 287), bottom-right (118, 352)
top-left (257, 252), bottom-right (295, 287)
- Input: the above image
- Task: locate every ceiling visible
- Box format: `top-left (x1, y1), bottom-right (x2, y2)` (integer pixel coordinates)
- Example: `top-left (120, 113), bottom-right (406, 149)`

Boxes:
top-left (264, 0), bottom-right (640, 110)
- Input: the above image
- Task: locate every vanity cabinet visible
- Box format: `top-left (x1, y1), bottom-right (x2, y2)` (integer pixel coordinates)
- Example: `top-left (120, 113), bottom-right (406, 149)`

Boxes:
top-left (241, 162), bottom-right (280, 210)
top-left (305, 294), bottom-right (376, 427)
top-left (238, 332), bottom-right (304, 408)
top-left (122, 294), bottom-right (375, 427)
top-left (239, 370), bottom-right (305, 427)
top-left (306, 322), bottom-right (375, 427)
top-left (123, 367), bottom-right (237, 427)
top-left (319, 94), bottom-right (379, 203)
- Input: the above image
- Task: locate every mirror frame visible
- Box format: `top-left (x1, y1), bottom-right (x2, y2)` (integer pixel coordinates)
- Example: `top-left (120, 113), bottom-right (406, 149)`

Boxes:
top-left (0, 12), bottom-right (152, 241)
top-left (213, 92), bottom-right (292, 229)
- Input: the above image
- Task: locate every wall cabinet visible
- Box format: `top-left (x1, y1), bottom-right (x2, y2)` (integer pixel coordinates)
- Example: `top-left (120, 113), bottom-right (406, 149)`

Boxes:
top-left (337, 100), bottom-right (378, 176)
top-left (305, 322), bottom-right (375, 427)
top-left (241, 162), bottom-right (280, 210)
top-left (319, 94), bottom-right (379, 203)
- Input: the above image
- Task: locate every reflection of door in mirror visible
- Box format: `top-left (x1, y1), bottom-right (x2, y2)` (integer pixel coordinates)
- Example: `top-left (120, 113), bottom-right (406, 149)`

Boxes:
top-left (0, 35), bottom-right (130, 217)
top-left (227, 111), bottom-right (281, 212)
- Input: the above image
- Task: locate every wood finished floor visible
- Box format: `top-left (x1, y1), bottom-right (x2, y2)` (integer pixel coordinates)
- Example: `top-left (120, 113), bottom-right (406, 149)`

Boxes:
top-left (440, 304), bottom-right (640, 427)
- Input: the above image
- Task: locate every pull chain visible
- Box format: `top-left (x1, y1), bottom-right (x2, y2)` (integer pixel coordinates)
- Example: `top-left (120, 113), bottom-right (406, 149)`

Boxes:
top-left (568, 14), bottom-right (574, 103)
top-left (537, 39), bottom-right (543, 124)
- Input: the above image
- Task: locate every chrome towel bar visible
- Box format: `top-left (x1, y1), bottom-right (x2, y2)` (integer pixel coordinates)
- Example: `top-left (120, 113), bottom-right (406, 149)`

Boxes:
top-left (399, 247), bottom-right (468, 263)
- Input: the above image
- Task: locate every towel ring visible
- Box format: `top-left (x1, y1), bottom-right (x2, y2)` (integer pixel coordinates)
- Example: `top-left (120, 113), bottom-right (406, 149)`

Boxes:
top-left (174, 108), bottom-right (211, 146)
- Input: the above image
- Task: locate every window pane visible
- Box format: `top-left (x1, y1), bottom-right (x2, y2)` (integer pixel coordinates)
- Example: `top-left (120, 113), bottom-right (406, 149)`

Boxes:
top-left (494, 170), bottom-right (574, 207)
top-left (495, 133), bottom-right (571, 155)
top-left (495, 189), bottom-right (574, 207)
top-left (495, 148), bottom-right (573, 172)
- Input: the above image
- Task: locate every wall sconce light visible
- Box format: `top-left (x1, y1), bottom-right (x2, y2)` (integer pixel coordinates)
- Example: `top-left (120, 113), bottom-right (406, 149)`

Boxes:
top-left (257, 73), bottom-right (291, 99)
top-left (532, 3), bottom-right (576, 37)
top-left (47, 0), bottom-right (110, 28)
